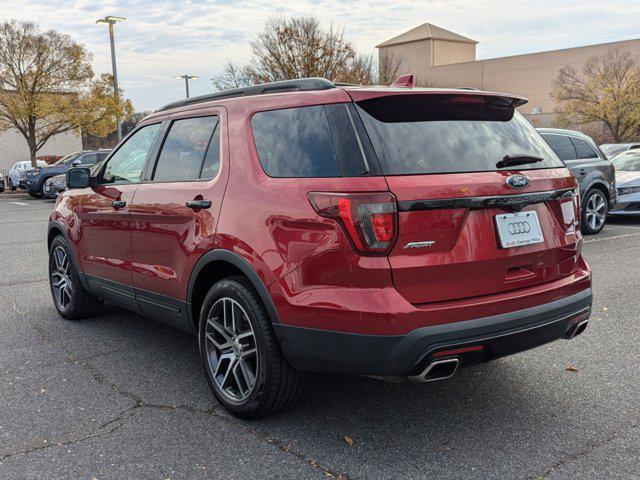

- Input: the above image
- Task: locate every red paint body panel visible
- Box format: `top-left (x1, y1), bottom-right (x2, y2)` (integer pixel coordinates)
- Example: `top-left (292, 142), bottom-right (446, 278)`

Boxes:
top-left (127, 107), bottom-right (229, 302)
top-left (50, 85), bottom-right (591, 342)
top-left (74, 184), bottom-right (139, 285)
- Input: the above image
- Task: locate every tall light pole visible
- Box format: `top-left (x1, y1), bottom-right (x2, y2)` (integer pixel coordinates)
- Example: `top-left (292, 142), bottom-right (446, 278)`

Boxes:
top-left (176, 74), bottom-right (199, 98)
top-left (96, 16), bottom-right (126, 141)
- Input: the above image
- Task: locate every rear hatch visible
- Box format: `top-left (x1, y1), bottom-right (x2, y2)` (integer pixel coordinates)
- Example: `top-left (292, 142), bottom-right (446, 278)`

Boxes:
top-left (351, 91), bottom-right (581, 304)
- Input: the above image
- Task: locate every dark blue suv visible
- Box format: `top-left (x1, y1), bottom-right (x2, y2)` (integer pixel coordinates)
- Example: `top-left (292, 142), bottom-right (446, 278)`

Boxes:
top-left (24, 150), bottom-right (110, 198)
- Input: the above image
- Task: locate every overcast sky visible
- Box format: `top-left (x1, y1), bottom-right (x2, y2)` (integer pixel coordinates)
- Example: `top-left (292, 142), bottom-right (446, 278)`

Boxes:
top-left (2, 0), bottom-right (640, 111)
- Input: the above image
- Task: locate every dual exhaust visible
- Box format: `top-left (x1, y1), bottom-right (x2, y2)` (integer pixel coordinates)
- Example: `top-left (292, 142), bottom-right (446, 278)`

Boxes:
top-left (409, 319), bottom-right (589, 383)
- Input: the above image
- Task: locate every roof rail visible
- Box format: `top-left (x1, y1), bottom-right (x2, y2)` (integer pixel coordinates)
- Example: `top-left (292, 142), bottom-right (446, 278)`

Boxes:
top-left (157, 77), bottom-right (336, 112)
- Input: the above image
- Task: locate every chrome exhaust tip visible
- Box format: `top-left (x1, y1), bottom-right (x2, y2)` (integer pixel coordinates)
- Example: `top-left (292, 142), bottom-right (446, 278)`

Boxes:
top-left (565, 319), bottom-right (589, 339)
top-left (410, 357), bottom-right (460, 383)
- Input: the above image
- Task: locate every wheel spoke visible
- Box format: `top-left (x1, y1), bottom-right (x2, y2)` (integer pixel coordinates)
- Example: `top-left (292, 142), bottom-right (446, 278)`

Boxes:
top-left (204, 296), bottom-right (258, 403)
top-left (206, 318), bottom-right (233, 349)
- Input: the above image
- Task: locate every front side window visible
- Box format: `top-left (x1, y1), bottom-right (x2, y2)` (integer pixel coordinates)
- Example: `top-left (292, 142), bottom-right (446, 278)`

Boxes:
top-left (570, 138), bottom-right (598, 159)
top-left (153, 116), bottom-right (219, 182)
top-left (102, 123), bottom-right (161, 184)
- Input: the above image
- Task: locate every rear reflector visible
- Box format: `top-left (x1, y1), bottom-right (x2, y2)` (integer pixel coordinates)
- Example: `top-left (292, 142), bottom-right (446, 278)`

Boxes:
top-left (308, 192), bottom-right (398, 255)
top-left (432, 345), bottom-right (484, 358)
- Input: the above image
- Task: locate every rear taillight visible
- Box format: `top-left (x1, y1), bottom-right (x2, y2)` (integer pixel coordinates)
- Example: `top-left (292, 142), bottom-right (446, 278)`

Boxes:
top-left (308, 192), bottom-right (398, 255)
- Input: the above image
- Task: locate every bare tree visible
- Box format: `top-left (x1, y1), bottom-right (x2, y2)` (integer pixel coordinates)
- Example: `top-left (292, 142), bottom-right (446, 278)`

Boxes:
top-left (552, 49), bottom-right (640, 142)
top-left (378, 50), bottom-right (402, 85)
top-left (0, 20), bottom-right (131, 165)
top-left (211, 61), bottom-right (257, 91)
top-left (213, 15), bottom-right (374, 92)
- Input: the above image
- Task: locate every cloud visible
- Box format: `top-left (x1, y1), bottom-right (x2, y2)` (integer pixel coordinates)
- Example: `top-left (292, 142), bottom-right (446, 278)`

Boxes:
top-left (2, 0), bottom-right (640, 110)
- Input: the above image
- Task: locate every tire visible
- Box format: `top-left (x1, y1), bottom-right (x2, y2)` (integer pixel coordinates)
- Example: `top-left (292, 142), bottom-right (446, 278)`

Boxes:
top-left (581, 188), bottom-right (608, 235)
top-left (49, 236), bottom-right (103, 320)
top-left (28, 192), bottom-right (38, 198)
top-left (199, 276), bottom-right (303, 418)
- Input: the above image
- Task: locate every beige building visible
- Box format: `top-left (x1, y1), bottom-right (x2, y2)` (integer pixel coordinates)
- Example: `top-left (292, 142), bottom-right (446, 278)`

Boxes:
top-left (0, 128), bottom-right (82, 172)
top-left (377, 23), bottom-right (640, 128)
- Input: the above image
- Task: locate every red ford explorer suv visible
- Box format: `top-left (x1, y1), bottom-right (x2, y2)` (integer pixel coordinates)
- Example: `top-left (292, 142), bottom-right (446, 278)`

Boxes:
top-left (48, 77), bottom-right (592, 418)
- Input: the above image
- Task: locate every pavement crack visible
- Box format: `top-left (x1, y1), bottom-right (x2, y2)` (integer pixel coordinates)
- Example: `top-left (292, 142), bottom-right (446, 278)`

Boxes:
top-left (3, 296), bottom-right (350, 479)
top-left (528, 422), bottom-right (640, 479)
top-left (0, 406), bottom-right (140, 463)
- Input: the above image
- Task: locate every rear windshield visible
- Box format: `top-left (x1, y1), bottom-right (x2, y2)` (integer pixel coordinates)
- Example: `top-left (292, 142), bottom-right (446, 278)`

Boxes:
top-left (356, 95), bottom-right (563, 175)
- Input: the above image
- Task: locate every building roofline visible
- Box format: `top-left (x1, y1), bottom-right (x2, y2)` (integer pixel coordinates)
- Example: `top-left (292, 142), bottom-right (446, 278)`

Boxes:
top-left (375, 22), bottom-right (477, 48)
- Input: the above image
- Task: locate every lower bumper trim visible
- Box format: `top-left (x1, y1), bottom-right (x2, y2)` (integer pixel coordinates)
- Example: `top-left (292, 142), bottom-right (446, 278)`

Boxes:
top-left (273, 288), bottom-right (592, 376)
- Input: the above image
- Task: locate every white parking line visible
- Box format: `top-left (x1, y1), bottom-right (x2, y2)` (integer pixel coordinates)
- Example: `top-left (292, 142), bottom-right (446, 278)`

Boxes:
top-left (8, 201), bottom-right (28, 206)
top-left (585, 231), bottom-right (640, 243)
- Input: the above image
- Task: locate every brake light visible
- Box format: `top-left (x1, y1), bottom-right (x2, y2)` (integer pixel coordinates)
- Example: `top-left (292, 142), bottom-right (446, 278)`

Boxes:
top-left (308, 192), bottom-right (398, 255)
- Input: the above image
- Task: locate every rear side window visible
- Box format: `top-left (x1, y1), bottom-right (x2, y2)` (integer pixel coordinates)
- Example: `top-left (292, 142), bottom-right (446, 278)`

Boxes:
top-left (356, 95), bottom-right (564, 175)
top-left (570, 138), bottom-right (598, 159)
top-left (541, 134), bottom-right (576, 161)
top-left (252, 106), bottom-right (339, 177)
top-left (251, 104), bottom-right (379, 178)
top-left (153, 116), bottom-right (219, 182)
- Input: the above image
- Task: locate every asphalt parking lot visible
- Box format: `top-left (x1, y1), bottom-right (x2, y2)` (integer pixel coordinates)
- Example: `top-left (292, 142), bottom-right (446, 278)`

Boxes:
top-left (0, 193), bottom-right (638, 480)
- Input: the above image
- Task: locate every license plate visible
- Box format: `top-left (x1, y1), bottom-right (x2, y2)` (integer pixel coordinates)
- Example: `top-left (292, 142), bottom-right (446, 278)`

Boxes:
top-left (495, 211), bottom-right (544, 248)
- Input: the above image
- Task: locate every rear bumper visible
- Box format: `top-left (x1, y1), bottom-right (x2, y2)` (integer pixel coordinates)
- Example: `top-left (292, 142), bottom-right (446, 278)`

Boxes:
top-left (274, 288), bottom-right (592, 376)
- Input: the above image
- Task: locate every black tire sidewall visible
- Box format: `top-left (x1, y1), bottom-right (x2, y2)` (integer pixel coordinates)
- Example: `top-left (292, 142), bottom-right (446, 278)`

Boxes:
top-left (48, 237), bottom-right (82, 317)
top-left (581, 189), bottom-right (607, 234)
top-left (198, 279), bottom-right (270, 416)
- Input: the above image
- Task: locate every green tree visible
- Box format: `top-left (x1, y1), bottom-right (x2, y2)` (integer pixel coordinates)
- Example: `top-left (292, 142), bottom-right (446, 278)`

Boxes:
top-left (552, 49), bottom-right (640, 142)
top-left (0, 20), bottom-right (132, 165)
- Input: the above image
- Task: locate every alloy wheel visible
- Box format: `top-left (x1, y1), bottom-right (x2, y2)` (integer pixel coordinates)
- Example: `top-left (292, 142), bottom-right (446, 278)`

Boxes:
top-left (50, 246), bottom-right (73, 310)
top-left (204, 297), bottom-right (258, 403)
top-left (586, 191), bottom-right (606, 231)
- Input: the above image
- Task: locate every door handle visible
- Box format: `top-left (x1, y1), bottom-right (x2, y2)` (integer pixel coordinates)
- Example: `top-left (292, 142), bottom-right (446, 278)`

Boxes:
top-left (111, 200), bottom-right (126, 209)
top-left (186, 199), bottom-right (212, 209)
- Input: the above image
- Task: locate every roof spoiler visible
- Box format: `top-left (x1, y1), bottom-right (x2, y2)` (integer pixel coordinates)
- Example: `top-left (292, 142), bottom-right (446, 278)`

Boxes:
top-left (391, 74), bottom-right (414, 88)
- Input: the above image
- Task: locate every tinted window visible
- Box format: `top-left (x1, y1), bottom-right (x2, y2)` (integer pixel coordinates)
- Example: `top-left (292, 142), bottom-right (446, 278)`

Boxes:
top-left (200, 122), bottom-right (221, 180)
top-left (324, 104), bottom-right (380, 176)
top-left (252, 106), bottom-right (340, 177)
top-left (541, 134), bottom-right (577, 161)
top-left (570, 138), bottom-right (598, 159)
top-left (612, 151), bottom-right (640, 171)
top-left (153, 116), bottom-right (218, 182)
top-left (78, 153), bottom-right (97, 165)
top-left (356, 95), bottom-right (563, 175)
top-left (102, 123), bottom-right (161, 184)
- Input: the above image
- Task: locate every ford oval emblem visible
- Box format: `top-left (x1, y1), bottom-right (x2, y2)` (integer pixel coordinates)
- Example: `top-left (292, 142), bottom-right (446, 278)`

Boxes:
top-left (506, 174), bottom-right (531, 189)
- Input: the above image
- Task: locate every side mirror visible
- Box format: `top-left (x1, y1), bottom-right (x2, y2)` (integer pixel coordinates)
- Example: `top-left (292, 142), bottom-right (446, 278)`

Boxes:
top-left (66, 167), bottom-right (92, 189)
top-left (72, 159), bottom-right (82, 166)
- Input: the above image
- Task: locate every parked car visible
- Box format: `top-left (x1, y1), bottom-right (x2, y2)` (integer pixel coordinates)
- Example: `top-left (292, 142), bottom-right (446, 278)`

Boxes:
top-left (0, 172), bottom-right (4, 193)
top-left (24, 150), bottom-right (109, 198)
top-left (8, 160), bottom-right (47, 190)
top-left (43, 174), bottom-right (67, 198)
top-left (609, 150), bottom-right (640, 215)
top-left (538, 128), bottom-right (616, 234)
top-left (49, 78), bottom-right (592, 418)
top-left (600, 143), bottom-right (640, 159)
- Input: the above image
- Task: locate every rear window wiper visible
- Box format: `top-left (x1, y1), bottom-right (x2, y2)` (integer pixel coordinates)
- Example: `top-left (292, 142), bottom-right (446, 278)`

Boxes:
top-left (496, 154), bottom-right (543, 169)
